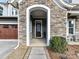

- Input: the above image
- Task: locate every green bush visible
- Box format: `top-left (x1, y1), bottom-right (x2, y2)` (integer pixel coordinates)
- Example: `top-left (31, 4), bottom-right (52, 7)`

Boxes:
top-left (49, 36), bottom-right (68, 53)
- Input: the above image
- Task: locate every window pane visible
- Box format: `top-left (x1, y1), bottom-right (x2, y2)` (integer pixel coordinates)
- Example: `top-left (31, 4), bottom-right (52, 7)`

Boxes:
top-left (0, 13), bottom-right (2, 15)
top-left (69, 0), bottom-right (72, 3)
top-left (12, 7), bottom-right (17, 15)
top-left (0, 6), bottom-right (3, 16)
top-left (69, 21), bottom-right (73, 27)
top-left (69, 28), bottom-right (74, 34)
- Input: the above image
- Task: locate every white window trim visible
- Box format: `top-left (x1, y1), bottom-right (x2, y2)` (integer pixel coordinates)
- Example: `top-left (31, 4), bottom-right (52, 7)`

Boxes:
top-left (67, 19), bottom-right (75, 36)
top-left (66, 19), bottom-right (76, 42)
top-left (68, 11), bottom-right (79, 14)
top-left (0, 23), bottom-right (17, 24)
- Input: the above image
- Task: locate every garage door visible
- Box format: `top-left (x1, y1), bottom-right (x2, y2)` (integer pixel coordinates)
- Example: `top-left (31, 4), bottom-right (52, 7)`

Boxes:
top-left (0, 24), bottom-right (18, 39)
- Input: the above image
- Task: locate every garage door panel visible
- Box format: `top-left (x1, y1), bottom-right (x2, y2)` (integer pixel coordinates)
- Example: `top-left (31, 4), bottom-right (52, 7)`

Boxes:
top-left (0, 25), bottom-right (18, 39)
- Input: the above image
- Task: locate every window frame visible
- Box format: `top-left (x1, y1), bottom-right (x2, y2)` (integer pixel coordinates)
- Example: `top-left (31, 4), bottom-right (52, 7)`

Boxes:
top-left (67, 19), bottom-right (75, 35)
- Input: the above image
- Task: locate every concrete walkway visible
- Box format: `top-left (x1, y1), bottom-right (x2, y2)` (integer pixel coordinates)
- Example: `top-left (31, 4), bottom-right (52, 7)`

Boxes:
top-left (28, 47), bottom-right (48, 59)
top-left (30, 39), bottom-right (46, 46)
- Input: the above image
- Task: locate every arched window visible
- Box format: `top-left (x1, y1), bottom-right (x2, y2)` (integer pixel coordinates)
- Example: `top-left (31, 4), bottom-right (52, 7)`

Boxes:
top-left (64, 0), bottom-right (72, 3)
top-left (0, 6), bottom-right (3, 16)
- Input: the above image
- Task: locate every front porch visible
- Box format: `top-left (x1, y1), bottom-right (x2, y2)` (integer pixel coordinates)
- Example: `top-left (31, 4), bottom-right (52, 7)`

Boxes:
top-left (30, 38), bottom-right (46, 46)
top-left (26, 5), bottom-right (50, 46)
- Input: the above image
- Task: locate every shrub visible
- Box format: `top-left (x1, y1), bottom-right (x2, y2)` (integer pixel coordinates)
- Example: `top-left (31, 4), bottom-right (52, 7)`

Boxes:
top-left (49, 36), bottom-right (68, 53)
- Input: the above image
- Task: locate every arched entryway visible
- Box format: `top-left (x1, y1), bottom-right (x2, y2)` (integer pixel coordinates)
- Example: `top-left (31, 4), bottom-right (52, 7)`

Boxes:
top-left (26, 4), bottom-right (50, 46)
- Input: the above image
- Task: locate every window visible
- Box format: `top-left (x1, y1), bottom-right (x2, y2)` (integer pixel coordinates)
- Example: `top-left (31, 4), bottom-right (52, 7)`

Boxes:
top-left (12, 8), bottom-right (17, 15)
top-left (69, 0), bottom-right (72, 3)
top-left (64, 0), bottom-right (72, 3)
top-left (68, 20), bottom-right (75, 35)
top-left (0, 6), bottom-right (3, 16)
top-left (67, 20), bottom-right (75, 42)
top-left (15, 10), bottom-right (17, 15)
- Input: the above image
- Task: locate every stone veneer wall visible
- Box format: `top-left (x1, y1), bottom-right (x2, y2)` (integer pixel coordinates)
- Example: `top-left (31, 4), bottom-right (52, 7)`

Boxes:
top-left (75, 18), bottom-right (79, 34)
top-left (19, 0), bottom-right (67, 44)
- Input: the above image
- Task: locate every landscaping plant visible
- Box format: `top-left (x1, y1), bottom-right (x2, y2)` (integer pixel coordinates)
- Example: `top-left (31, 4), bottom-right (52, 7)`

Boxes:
top-left (49, 36), bottom-right (68, 59)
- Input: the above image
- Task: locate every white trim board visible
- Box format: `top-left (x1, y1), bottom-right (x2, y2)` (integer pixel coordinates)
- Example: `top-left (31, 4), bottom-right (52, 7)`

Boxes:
top-left (10, 0), bottom-right (22, 3)
top-left (0, 23), bottom-right (18, 24)
top-left (68, 42), bottom-right (79, 45)
top-left (53, 0), bottom-right (66, 10)
top-left (26, 4), bottom-right (50, 46)
top-left (68, 11), bottom-right (79, 13)
top-left (0, 39), bottom-right (18, 41)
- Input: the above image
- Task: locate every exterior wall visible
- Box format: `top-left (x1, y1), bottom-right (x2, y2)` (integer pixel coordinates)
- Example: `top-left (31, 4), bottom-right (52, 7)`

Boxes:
top-left (75, 18), bottom-right (79, 34)
top-left (19, 0), bottom-right (67, 44)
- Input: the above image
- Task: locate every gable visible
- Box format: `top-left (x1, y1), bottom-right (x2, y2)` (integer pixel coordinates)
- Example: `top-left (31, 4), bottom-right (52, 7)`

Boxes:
top-left (10, 0), bottom-right (77, 12)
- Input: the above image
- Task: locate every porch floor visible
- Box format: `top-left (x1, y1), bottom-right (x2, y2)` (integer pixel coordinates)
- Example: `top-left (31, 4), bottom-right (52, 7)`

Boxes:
top-left (30, 38), bottom-right (47, 46)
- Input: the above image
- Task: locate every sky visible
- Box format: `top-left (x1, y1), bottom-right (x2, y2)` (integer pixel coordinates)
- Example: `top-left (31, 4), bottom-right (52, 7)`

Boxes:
top-left (0, 0), bottom-right (7, 2)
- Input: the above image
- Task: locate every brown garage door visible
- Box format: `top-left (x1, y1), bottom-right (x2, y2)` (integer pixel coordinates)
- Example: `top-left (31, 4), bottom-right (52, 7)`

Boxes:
top-left (0, 24), bottom-right (18, 39)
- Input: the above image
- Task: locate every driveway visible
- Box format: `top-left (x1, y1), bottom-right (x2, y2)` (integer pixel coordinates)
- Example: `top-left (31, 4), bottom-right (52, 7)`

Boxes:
top-left (0, 40), bottom-right (18, 59)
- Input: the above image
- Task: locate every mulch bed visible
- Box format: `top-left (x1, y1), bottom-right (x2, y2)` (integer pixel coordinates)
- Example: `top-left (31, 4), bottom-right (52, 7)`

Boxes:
top-left (47, 45), bottom-right (79, 59)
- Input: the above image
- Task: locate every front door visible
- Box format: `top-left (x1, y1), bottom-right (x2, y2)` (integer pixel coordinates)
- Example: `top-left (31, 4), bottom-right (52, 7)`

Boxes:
top-left (35, 20), bottom-right (42, 38)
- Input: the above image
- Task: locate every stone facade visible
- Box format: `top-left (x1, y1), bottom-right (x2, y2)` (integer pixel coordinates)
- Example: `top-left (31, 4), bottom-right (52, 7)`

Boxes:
top-left (76, 18), bottom-right (79, 33)
top-left (19, 0), bottom-right (67, 44)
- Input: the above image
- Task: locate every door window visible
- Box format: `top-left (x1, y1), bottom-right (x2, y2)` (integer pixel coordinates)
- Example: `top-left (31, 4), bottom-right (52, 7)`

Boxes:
top-left (35, 20), bottom-right (42, 38)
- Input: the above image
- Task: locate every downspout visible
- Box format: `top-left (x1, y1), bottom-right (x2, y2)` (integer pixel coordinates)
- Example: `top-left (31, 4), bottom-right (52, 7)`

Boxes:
top-left (14, 2), bottom-right (19, 49)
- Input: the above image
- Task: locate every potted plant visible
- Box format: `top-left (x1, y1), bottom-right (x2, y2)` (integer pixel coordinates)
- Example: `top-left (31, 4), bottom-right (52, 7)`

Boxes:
top-left (49, 36), bottom-right (68, 59)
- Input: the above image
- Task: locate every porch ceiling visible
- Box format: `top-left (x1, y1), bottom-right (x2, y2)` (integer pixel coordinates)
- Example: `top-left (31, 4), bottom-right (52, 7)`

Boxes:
top-left (31, 10), bottom-right (47, 18)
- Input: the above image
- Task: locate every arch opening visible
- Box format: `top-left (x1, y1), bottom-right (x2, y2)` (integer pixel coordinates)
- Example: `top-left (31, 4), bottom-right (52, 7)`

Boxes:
top-left (26, 5), bottom-right (50, 46)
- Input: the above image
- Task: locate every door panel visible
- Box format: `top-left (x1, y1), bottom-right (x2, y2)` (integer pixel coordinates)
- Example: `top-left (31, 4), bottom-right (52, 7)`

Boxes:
top-left (35, 20), bottom-right (42, 38)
